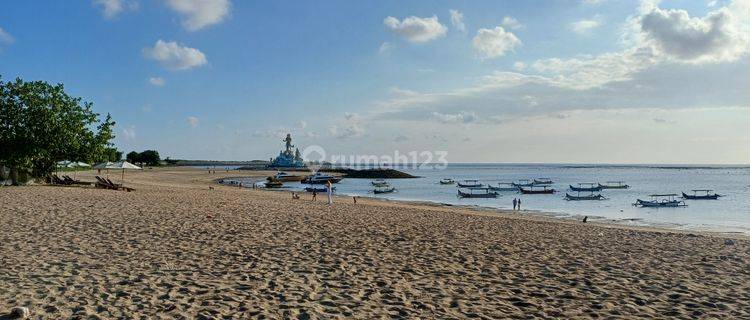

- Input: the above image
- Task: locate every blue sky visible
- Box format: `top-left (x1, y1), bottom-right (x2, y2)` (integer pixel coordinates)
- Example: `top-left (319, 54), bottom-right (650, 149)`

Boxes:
top-left (2, 0), bottom-right (749, 163)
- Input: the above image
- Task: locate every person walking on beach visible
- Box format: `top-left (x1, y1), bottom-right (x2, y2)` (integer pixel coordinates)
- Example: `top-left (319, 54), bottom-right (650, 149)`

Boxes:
top-left (326, 181), bottom-right (333, 205)
top-left (517, 198), bottom-right (522, 211)
top-left (512, 198), bottom-right (517, 211)
top-left (312, 190), bottom-right (317, 201)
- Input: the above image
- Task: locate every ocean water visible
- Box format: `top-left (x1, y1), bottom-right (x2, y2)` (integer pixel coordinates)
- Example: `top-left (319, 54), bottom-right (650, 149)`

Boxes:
top-left (228, 164), bottom-right (750, 234)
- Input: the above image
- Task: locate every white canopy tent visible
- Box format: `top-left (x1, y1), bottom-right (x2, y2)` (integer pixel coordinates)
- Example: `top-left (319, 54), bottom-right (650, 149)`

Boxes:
top-left (107, 161), bottom-right (142, 183)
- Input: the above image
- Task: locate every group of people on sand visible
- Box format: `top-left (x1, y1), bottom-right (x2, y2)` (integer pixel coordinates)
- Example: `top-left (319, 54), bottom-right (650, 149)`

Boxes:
top-left (512, 198), bottom-right (522, 211)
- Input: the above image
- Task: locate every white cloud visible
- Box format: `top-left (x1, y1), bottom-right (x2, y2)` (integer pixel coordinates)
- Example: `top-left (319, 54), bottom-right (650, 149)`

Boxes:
top-left (328, 113), bottom-right (365, 139)
top-left (0, 27), bottom-right (14, 45)
top-left (141, 104), bottom-right (152, 113)
top-left (165, 0), bottom-right (231, 31)
top-left (431, 111), bottom-right (479, 124)
top-left (449, 9), bottom-right (466, 33)
top-left (378, 42), bottom-right (394, 55)
top-left (187, 116), bottom-right (199, 128)
top-left (383, 15), bottom-right (447, 43)
top-left (252, 127), bottom-right (290, 139)
top-left (93, 0), bottom-right (138, 19)
top-left (472, 26), bottom-right (521, 59)
top-left (513, 61), bottom-right (526, 71)
top-left (570, 18), bottom-right (602, 34)
top-left (636, 4), bottom-right (748, 62)
top-left (122, 125), bottom-right (136, 141)
top-left (295, 120), bottom-right (307, 129)
top-left (148, 76), bottom-right (165, 86)
top-left (582, 0), bottom-right (602, 5)
top-left (502, 16), bottom-right (523, 30)
top-left (143, 40), bottom-right (207, 70)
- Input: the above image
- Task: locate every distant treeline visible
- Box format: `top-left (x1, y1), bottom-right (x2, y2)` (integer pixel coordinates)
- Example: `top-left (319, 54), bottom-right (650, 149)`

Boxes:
top-left (170, 159), bottom-right (269, 167)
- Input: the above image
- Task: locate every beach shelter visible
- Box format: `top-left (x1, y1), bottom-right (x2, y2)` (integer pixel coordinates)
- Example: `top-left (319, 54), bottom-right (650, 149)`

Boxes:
top-left (108, 161), bottom-right (142, 183)
top-left (66, 161), bottom-right (90, 179)
top-left (93, 162), bottom-right (115, 178)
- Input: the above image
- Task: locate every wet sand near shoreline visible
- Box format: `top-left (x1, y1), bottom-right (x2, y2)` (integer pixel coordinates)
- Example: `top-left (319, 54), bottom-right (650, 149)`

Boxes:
top-left (1, 167), bottom-right (749, 319)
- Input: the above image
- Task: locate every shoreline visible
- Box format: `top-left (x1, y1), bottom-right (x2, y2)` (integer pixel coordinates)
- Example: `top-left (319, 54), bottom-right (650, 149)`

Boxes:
top-left (216, 176), bottom-right (750, 240)
top-left (3, 167), bottom-right (749, 318)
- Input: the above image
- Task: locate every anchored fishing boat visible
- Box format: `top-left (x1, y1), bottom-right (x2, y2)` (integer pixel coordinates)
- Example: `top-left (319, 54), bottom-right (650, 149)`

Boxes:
top-left (520, 185), bottom-right (555, 194)
top-left (457, 180), bottom-right (484, 188)
top-left (301, 172), bottom-right (342, 184)
top-left (487, 183), bottom-right (519, 192)
top-left (599, 181), bottom-right (630, 189)
top-left (374, 185), bottom-right (396, 194)
top-left (439, 178), bottom-right (455, 185)
top-left (533, 178), bottom-right (554, 185)
top-left (565, 191), bottom-right (606, 201)
top-left (371, 179), bottom-right (389, 187)
top-left (512, 179), bottom-right (534, 188)
top-left (634, 194), bottom-right (687, 207)
top-left (457, 188), bottom-right (498, 198)
top-left (682, 189), bottom-right (722, 200)
top-left (569, 183), bottom-right (603, 192)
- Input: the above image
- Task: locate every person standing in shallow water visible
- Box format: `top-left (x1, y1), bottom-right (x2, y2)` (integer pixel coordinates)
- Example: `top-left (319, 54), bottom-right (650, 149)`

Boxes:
top-left (517, 198), bottom-right (522, 211)
top-left (512, 198), bottom-right (517, 211)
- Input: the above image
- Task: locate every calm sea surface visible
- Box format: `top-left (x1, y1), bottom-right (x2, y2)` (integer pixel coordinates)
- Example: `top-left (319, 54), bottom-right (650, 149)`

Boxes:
top-left (226, 164), bottom-right (750, 234)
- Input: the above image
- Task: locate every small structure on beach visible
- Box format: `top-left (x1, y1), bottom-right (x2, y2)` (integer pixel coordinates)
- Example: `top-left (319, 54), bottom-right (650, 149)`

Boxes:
top-left (269, 134), bottom-right (305, 168)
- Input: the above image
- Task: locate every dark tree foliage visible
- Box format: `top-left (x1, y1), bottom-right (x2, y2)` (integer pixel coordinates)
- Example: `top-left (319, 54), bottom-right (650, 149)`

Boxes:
top-left (0, 76), bottom-right (116, 185)
top-left (126, 150), bottom-right (161, 166)
top-left (126, 151), bottom-right (141, 164)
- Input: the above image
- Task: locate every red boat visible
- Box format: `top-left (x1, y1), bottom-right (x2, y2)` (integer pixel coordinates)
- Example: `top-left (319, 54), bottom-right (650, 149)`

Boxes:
top-left (520, 186), bottom-right (555, 194)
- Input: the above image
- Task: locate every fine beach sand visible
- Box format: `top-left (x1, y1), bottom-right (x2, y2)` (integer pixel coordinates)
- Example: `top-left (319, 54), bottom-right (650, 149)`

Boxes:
top-left (1, 167), bottom-right (749, 319)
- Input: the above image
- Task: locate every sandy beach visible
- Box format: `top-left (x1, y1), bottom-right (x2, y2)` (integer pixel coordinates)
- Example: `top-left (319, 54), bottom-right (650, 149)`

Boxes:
top-left (1, 167), bottom-right (749, 319)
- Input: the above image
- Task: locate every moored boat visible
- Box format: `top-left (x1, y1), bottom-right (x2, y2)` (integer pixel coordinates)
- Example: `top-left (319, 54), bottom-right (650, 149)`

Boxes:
top-left (487, 183), bottom-right (519, 192)
top-left (533, 178), bottom-right (554, 185)
top-left (302, 172), bottom-right (342, 184)
top-left (371, 179), bottom-right (389, 187)
top-left (520, 186), bottom-right (555, 194)
top-left (682, 189), bottom-right (722, 200)
top-left (304, 186), bottom-right (335, 193)
top-left (512, 179), bottom-right (534, 188)
top-left (565, 192), bottom-right (606, 201)
top-left (264, 180), bottom-right (284, 188)
top-left (439, 178), bottom-right (455, 185)
top-left (599, 181), bottom-right (630, 189)
top-left (457, 180), bottom-right (484, 188)
top-left (270, 171), bottom-right (304, 182)
top-left (457, 188), bottom-right (498, 198)
top-left (633, 194), bottom-right (687, 207)
top-left (374, 186), bottom-right (396, 194)
top-left (570, 183), bottom-right (603, 192)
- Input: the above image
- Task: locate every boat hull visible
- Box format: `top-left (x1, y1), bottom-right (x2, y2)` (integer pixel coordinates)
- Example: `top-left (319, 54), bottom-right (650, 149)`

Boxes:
top-left (599, 183), bottom-right (630, 189)
top-left (520, 188), bottom-right (555, 194)
top-left (487, 185), bottom-right (519, 192)
top-left (304, 186), bottom-right (335, 193)
top-left (272, 175), bottom-right (304, 182)
top-left (374, 187), bottom-right (396, 194)
top-left (302, 177), bottom-right (343, 184)
top-left (635, 199), bottom-right (685, 207)
top-left (565, 193), bottom-right (605, 201)
top-left (570, 185), bottom-right (603, 192)
top-left (457, 190), bottom-right (498, 198)
top-left (682, 192), bottom-right (720, 200)
top-left (457, 182), bottom-right (484, 188)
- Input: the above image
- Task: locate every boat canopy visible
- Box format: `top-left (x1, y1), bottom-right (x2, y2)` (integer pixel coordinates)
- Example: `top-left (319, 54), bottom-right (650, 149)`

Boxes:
top-left (691, 189), bottom-right (714, 192)
top-left (650, 194), bottom-right (678, 197)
